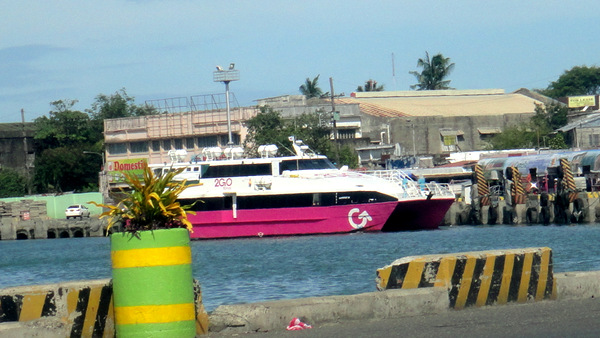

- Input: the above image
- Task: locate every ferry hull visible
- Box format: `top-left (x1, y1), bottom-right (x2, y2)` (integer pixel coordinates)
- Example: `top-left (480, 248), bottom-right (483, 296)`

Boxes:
top-left (187, 201), bottom-right (398, 239)
top-left (383, 197), bottom-right (454, 231)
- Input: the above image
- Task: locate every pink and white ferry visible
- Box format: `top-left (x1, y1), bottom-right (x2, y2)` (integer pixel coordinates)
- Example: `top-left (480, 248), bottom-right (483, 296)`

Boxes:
top-left (150, 138), bottom-right (454, 239)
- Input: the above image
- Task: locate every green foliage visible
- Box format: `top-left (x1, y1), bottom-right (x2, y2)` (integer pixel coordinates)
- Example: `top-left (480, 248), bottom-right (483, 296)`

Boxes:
top-left (487, 103), bottom-right (569, 150)
top-left (245, 106), bottom-right (331, 156)
top-left (0, 169), bottom-right (27, 198)
top-left (486, 125), bottom-right (537, 150)
top-left (539, 66), bottom-right (600, 99)
top-left (87, 88), bottom-right (157, 120)
top-left (34, 100), bottom-right (100, 151)
top-left (33, 146), bottom-right (100, 192)
top-left (30, 88), bottom-right (153, 194)
top-left (286, 111), bottom-right (331, 156)
top-left (547, 133), bottom-right (568, 150)
top-left (410, 52), bottom-right (455, 90)
top-left (244, 106), bottom-right (290, 156)
top-left (299, 75), bottom-right (324, 99)
top-left (357, 80), bottom-right (384, 92)
top-left (329, 145), bottom-right (359, 169)
top-left (90, 165), bottom-right (195, 234)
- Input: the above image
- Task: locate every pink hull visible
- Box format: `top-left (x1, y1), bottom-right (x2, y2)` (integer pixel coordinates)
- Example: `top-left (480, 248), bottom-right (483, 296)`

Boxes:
top-left (188, 201), bottom-right (398, 240)
top-left (383, 197), bottom-right (455, 231)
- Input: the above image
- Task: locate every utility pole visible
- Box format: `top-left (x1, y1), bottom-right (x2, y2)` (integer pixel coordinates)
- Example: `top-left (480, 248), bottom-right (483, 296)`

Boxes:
top-left (329, 77), bottom-right (340, 165)
top-left (21, 109), bottom-right (31, 194)
top-left (329, 77), bottom-right (337, 141)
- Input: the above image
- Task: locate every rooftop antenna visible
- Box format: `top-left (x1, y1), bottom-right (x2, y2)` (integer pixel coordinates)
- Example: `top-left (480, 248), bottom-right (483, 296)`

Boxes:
top-left (392, 53), bottom-right (397, 91)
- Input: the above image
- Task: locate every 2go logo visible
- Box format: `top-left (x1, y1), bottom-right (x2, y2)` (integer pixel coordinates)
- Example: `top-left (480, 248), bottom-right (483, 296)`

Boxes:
top-left (214, 178), bottom-right (233, 187)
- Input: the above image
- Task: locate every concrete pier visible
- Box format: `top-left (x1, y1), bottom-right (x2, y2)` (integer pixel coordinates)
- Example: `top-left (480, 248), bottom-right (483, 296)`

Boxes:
top-left (443, 192), bottom-right (600, 226)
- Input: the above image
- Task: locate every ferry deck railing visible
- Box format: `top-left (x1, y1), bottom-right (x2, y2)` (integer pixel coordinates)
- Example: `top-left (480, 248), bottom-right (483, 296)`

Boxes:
top-left (362, 169), bottom-right (455, 199)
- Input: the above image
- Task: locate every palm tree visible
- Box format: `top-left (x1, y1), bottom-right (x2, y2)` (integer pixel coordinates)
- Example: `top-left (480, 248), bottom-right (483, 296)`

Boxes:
top-left (357, 79), bottom-right (384, 92)
top-left (299, 75), bottom-right (324, 99)
top-left (409, 52), bottom-right (455, 90)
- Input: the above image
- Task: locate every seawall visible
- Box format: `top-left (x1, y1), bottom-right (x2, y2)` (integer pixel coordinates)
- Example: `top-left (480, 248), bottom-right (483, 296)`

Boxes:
top-left (1, 248), bottom-right (599, 336)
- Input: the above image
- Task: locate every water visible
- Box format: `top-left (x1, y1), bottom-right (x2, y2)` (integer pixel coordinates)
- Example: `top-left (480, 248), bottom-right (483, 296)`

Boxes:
top-left (1, 225), bottom-right (600, 312)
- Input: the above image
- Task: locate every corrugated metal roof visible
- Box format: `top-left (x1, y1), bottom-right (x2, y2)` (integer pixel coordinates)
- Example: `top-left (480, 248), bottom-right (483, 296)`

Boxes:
top-left (478, 127), bottom-right (502, 134)
top-left (340, 90), bottom-right (544, 117)
top-left (439, 129), bottom-right (464, 136)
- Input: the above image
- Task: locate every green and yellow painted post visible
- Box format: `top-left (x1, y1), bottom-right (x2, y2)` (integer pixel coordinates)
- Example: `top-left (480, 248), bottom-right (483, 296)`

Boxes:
top-left (111, 228), bottom-right (196, 337)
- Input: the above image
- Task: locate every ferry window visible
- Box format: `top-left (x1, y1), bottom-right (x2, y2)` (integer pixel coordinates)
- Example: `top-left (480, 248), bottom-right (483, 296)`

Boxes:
top-left (193, 167), bottom-right (199, 171)
top-left (186, 138), bottom-right (195, 149)
top-left (107, 143), bottom-right (127, 155)
top-left (174, 138), bottom-right (183, 149)
top-left (130, 141), bottom-right (148, 153)
top-left (151, 140), bottom-right (160, 151)
top-left (163, 139), bottom-right (171, 150)
top-left (202, 164), bottom-right (271, 178)
top-left (280, 159), bottom-right (336, 173)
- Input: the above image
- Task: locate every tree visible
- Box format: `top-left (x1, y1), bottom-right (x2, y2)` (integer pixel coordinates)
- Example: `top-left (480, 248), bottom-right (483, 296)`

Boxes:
top-left (487, 103), bottom-right (569, 150)
top-left (34, 100), bottom-right (100, 152)
top-left (299, 75), bottom-right (324, 99)
top-left (244, 106), bottom-right (290, 156)
top-left (357, 79), bottom-right (384, 92)
top-left (0, 169), bottom-right (27, 198)
top-left (539, 66), bottom-right (600, 99)
top-left (87, 88), bottom-right (157, 121)
top-left (244, 106), bottom-right (359, 168)
top-left (287, 110), bottom-right (331, 156)
top-left (33, 100), bottom-right (103, 193)
top-left (34, 146), bottom-right (100, 192)
top-left (409, 52), bottom-right (455, 90)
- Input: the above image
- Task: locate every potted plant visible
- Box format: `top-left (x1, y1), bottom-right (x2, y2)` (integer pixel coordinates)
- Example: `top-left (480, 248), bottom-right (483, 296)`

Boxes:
top-left (91, 165), bottom-right (198, 337)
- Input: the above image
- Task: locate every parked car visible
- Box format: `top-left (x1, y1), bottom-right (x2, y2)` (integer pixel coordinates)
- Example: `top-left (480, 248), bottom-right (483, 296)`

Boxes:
top-left (65, 205), bottom-right (90, 219)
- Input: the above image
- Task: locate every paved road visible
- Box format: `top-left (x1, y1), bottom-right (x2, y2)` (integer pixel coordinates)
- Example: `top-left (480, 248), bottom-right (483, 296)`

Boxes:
top-left (207, 298), bottom-right (600, 337)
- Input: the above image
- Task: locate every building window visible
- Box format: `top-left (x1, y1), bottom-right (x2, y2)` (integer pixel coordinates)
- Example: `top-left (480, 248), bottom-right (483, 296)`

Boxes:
top-left (174, 138), bottom-right (183, 149)
top-left (107, 143), bottom-right (127, 155)
top-left (130, 141), bottom-right (148, 153)
top-left (590, 134), bottom-right (600, 147)
top-left (185, 138), bottom-right (195, 149)
top-left (219, 134), bottom-right (240, 146)
top-left (197, 135), bottom-right (218, 148)
top-left (338, 129), bottom-right (356, 139)
top-left (151, 140), bottom-right (160, 152)
top-left (163, 139), bottom-right (171, 151)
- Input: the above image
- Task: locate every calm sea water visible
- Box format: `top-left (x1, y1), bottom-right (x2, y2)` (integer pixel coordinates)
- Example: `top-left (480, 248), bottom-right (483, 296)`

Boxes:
top-left (1, 225), bottom-right (600, 311)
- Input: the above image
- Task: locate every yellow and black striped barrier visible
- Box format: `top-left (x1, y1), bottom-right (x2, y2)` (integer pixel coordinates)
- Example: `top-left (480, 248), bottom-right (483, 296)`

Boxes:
top-left (474, 164), bottom-right (490, 206)
top-left (376, 247), bottom-right (556, 309)
top-left (511, 166), bottom-right (526, 205)
top-left (0, 280), bottom-right (115, 337)
top-left (0, 278), bottom-right (209, 336)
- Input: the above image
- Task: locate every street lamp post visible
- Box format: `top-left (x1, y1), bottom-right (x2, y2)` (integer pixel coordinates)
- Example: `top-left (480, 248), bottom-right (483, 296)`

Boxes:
top-left (83, 151), bottom-right (107, 198)
top-left (83, 151), bottom-right (105, 172)
top-left (213, 63), bottom-right (240, 146)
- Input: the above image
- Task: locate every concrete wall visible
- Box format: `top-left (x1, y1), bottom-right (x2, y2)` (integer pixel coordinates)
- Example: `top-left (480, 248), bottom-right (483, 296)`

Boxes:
top-left (0, 192), bottom-right (103, 219)
top-left (360, 113), bottom-right (533, 156)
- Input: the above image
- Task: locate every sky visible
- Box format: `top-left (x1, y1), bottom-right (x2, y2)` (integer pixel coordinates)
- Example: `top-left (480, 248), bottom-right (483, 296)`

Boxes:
top-left (1, 0), bottom-right (599, 123)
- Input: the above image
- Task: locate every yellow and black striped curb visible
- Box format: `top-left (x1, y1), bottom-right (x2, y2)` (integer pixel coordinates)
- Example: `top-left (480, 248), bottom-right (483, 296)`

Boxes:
top-left (376, 247), bottom-right (556, 309)
top-left (0, 279), bottom-right (209, 336)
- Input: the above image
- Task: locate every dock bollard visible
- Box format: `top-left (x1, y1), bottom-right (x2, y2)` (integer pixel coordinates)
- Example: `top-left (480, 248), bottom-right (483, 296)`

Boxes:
top-left (111, 228), bottom-right (196, 337)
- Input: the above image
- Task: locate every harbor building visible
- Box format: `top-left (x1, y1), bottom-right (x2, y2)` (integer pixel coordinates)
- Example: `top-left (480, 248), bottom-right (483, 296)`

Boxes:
top-left (101, 88), bottom-right (556, 192)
